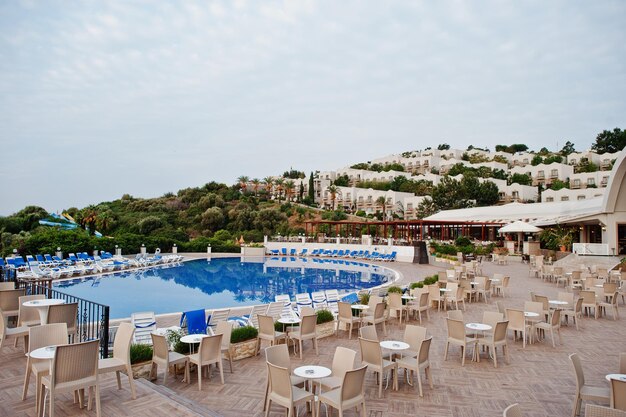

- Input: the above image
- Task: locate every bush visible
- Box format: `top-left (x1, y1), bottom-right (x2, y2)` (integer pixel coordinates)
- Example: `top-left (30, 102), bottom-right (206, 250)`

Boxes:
top-left (166, 329), bottom-right (191, 355)
top-left (359, 293), bottom-right (370, 305)
top-left (455, 236), bottom-right (471, 247)
top-left (387, 286), bottom-right (403, 294)
top-left (231, 326), bottom-right (258, 343)
top-left (415, 282), bottom-right (424, 288)
top-left (316, 309), bottom-right (334, 324)
top-left (409, 282), bottom-right (422, 289)
top-left (129, 343), bottom-right (153, 364)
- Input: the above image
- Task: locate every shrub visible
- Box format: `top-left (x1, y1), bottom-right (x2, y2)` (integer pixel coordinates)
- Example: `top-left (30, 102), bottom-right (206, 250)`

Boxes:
top-left (415, 282), bottom-right (424, 288)
top-left (455, 236), bottom-right (471, 247)
top-left (387, 286), bottom-right (403, 294)
top-left (359, 293), bottom-right (370, 305)
top-left (166, 329), bottom-right (191, 355)
top-left (129, 343), bottom-right (153, 364)
top-left (316, 309), bottom-right (334, 324)
top-left (231, 326), bottom-right (258, 343)
top-left (275, 320), bottom-right (299, 332)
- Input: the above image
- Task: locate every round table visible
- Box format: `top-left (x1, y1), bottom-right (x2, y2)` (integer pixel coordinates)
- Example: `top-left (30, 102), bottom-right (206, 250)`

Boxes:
top-left (379, 341), bottom-right (409, 389)
top-left (606, 374), bottom-right (626, 382)
top-left (350, 304), bottom-right (369, 311)
top-left (524, 312), bottom-right (540, 318)
top-left (465, 323), bottom-right (492, 361)
top-left (548, 300), bottom-right (569, 307)
top-left (29, 345), bottom-right (56, 360)
top-left (180, 334), bottom-right (208, 354)
top-left (23, 299), bottom-right (65, 325)
top-left (293, 365), bottom-right (332, 404)
top-left (401, 295), bottom-right (415, 300)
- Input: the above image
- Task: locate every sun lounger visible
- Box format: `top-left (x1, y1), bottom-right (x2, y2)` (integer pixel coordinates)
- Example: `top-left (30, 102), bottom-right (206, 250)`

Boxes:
top-left (132, 311), bottom-right (157, 344)
top-left (311, 291), bottom-right (328, 311)
top-left (180, 309), bottom-right (207, 335)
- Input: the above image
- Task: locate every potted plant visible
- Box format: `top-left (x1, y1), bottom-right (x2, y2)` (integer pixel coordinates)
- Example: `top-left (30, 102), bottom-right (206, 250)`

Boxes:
top-left (229, 325), bottom-right (259, 361)
top-left (540, 225), bottom-right (575, 252)
top-left (130, 343), bottom-right (154, 379)
top-left (315, 309), bottom-right (336, 339)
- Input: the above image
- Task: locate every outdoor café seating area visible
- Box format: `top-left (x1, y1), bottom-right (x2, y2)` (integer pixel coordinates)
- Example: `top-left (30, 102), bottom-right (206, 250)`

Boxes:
top-left (0, 254), bottom-right (625, 417)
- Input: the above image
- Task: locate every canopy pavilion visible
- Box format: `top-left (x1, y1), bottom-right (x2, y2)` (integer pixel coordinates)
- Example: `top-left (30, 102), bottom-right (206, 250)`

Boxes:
top-left (303, 219), bottom-right (503, 243)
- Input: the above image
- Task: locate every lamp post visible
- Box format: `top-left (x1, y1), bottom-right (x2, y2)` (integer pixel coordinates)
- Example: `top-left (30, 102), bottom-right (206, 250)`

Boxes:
top-left (207, 244), bottom-right (212, 255)
top-left (56, 246), bottom-right (63, 259)
top-left (140, 244), bottom-right (146, 256)
top-left (115, 244), bottom-right (121, 256)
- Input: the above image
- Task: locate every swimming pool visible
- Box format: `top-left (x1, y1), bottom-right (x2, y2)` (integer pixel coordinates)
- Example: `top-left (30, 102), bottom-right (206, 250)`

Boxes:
top-left (53, 257), bottom-right (396, 319)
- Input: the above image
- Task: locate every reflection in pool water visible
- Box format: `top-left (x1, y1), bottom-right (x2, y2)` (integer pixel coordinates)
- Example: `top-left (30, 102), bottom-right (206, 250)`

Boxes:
top-left (53, 257), bottom-right (395, 319)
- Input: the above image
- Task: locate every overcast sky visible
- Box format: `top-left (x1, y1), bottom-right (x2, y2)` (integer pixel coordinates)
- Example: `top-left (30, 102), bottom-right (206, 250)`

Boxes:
top-left (1, 0), bottom-right (625, 215)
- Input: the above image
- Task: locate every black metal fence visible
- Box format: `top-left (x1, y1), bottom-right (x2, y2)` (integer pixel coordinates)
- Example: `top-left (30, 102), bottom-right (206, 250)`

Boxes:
top-left (0, 268), bottom-right (17, 284)
top-left (18, 281), bottom-right (110, 358)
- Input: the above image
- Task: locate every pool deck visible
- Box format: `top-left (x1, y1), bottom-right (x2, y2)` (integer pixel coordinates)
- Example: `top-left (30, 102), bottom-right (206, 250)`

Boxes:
top-left (2, 255), bottom-right (624, 416)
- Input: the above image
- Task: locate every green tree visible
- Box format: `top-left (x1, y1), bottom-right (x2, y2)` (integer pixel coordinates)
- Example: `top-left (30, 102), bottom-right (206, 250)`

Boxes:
top-left (376, 196), bottom-right (387, 220)
top-left (284, 180), bottom-right (295, 202)
top-left (577, 159), bottom-right (599, 173)
top-left (326, 185), bottom-right (340, 210)
top-left (531, 155), bottom-right (543, 166)
top-left (416, 198), bottom-right (438, 219)
top-left (591, 128), bottom-right (626, 154)
top-left (510, 173), bottom-right (532, 186)
top-left (201, 207), bottom-right (225, 233)
top-left (250, 178), bottom-right (261, 196)
top-left (476, 181), bottom-right (500, 206)
top-left (437, 143), bottom-right (450, 150)
top-left (334, 175), bottom-right (350, 187)
top-left (274, 178), bottom-right (284, 202)
top-left (308, 172), bottom-right (315, 202)
top-left (263, 177), bottom-right (273, 196)
top-left (560, 141), bottom-right (576, 156)
top-left (549, 179), bottom-right (568, 191)
top-left (137, 216), bottom-right (164, 234)
top-left (237, 176), bottom-right (249, 193)
top-left (544, 155), bottom-right (563, 164)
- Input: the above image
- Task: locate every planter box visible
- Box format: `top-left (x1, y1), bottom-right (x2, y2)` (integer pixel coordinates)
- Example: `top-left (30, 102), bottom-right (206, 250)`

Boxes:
top-left (241, 246), bottom-right (265, 257)
top-left (317, 321), bottom-right (336, 339)
top-left (230, 338), bottom-right (259, 361)
top-left (131, 361), bottom-right (154, 380)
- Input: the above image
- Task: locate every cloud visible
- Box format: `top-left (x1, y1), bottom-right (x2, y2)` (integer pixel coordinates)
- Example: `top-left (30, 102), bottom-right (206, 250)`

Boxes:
top-left (0, 0), bottom-right (625, 214)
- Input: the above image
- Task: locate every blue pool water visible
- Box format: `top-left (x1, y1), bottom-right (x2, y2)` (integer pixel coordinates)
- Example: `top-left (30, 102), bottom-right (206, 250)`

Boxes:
top-left (53, 257), bottom-right (395, 319)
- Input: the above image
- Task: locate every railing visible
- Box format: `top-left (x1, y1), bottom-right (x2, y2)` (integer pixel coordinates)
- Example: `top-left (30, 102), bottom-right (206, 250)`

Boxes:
top-left (18, 281), bottom-right (110, 358)
top-left (572, 243), bottom-right (610, 256)
top-left (0, 268), bottom-right (17, 284)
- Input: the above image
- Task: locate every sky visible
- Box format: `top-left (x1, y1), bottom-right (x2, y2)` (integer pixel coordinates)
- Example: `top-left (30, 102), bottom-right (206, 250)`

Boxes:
top-left (1, 0), bottom-right (625, 215)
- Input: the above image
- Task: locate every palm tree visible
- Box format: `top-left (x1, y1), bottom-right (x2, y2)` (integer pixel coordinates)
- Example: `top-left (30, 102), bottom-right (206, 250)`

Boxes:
top-left (376, 196), bottom-right (387, 220)
top-left (284, 180), bottom-right (295, 202)
top-left (263, 177), bottom-right (274, 198)
top-left (326, 185), bottom-right (341, 210)
top-left (237, 176), bottom-right (249, 193)
top-left (274, 178), bottom-right (285, 202)
top-left (251, 178), bottom-right (261, 196)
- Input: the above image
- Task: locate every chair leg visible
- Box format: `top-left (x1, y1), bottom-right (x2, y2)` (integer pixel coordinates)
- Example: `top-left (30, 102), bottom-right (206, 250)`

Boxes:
top-left (417, 368), bottom-right (423, 397)
top-left (95, 384), bottom-right (101, 417)
top-left (572, 393), bottom-right (581, 417)
top-left (444, 342), bottom-right (449, 361)
top-left (218, 360), bottom-right (224, 384)
top-left (378, 371), bottom-right (383, 398)
top-left (126, 365), bottom-right (136, 399)
top-left (22, 363), bottom-right (30, 400)
top-left (197, 365), bottom-right (202, 391)
top-left (115, 370), bottom-right (122, 390)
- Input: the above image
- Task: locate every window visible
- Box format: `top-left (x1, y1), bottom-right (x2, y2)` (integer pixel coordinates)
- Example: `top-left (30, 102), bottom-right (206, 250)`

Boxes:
top-left (572, 179), bottom-right (581, 188)
top-left (577, 195), bottom-right (586, 200)
top-left (546, 197), bottom-right (554, 202)
top-left (601, 176), bottom-right (609, 185)
top-left (537, 170), bottom-right (545, 178)
top-left (570, 159), bottom-right (577, 165)
top-left (550, 169), bottom-right (558, 178)
top-left (406, 203), bottom-right (413, 210)
top-left (587, 178), bottom-right (595, 186)
top-left (561, 196), bottom-right (569, 201)
top-left (523, 158), bottom-right (529, 164)
top-left (512, 191), bottom-right (519, 199)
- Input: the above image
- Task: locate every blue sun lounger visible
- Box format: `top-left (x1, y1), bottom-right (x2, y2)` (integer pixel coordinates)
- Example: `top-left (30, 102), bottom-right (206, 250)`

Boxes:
top-left (180, 309), bottom-right (207, 335)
